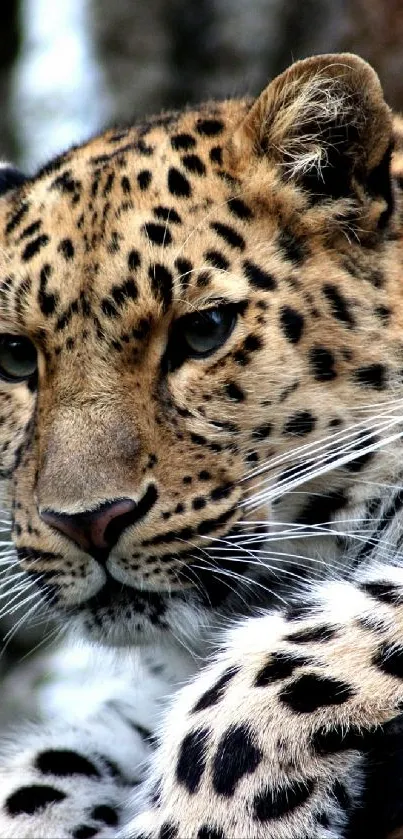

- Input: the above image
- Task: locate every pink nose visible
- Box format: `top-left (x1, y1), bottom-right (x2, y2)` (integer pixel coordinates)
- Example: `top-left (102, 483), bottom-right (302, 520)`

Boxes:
top-left (40, 487), bottom-right (157, 559)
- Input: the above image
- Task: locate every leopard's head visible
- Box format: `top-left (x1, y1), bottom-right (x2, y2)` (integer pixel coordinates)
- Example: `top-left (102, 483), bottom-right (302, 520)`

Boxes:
top-left (0, 54), bottom-right (401, 646)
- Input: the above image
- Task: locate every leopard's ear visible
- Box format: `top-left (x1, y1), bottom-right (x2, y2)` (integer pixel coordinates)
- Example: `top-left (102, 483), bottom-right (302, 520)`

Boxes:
top-left (0, 163), bottom-right (26, 197)
top-left (230, 54), bottom-right (393, 218)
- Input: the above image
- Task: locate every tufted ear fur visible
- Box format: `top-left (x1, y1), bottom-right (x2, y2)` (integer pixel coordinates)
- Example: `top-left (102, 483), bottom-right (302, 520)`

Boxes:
top-left (0, 162), bottom-right (26, 196)
top-left (230, 54), bottom-right (393, 220)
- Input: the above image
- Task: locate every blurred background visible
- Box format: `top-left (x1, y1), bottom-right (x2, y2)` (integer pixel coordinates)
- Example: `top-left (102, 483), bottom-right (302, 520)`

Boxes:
top-left (1, 0), bottom-right (403, 718)
top-left (2, 0), bottom-right (403, 173)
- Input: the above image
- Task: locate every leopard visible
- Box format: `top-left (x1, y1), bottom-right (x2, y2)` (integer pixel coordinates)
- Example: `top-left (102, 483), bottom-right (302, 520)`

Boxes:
top-left (1, 51), bottom-right (403, 838)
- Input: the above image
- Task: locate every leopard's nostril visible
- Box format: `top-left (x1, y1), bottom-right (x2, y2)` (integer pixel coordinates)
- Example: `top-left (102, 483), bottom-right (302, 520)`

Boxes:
top-left (39, 485), bottom-right (158, 559)
top-left (40, 498), bottom-right (138, 555)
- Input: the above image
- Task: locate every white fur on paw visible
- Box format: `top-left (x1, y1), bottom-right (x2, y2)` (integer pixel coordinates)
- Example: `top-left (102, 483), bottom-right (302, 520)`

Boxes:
top-left (0, 713), bottom-right (147, 839)
top-left (0, 769), bottom-right (126, 839)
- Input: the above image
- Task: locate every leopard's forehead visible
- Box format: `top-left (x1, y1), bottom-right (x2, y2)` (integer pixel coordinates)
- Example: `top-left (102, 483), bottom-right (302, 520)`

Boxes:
top-left (0, 90), bottom-right (401, 408)
top-left (1, 100), bottom-right (283, 341)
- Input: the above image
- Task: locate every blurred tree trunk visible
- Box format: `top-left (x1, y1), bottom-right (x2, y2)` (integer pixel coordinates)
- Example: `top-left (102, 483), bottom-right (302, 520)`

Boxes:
top-left (89, 0), bottom-right (171, 122)
top-left (343, 0), bottom-right (403, 111)
top-left (90, 0), bottom-right (403, 124)
top-left (0, 1), bottom-right (21, 161)
top-left (90, 0), bottom-right (345, 120)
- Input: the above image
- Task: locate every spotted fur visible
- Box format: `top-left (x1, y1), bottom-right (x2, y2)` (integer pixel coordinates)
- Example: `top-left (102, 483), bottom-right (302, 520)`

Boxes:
top-left (0, 53), bottom-right (403, 837)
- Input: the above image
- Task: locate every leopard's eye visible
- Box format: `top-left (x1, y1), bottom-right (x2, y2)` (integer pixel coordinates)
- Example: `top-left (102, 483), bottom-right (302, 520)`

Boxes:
top-left (0, 334), bottom-right (37, 382)
top-left (181, 306), bottom-right (237, 357)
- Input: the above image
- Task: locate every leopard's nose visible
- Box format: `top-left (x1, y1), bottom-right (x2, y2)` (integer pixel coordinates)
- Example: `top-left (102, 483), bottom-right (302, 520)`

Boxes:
top-left (39, 486), bottom-right (158, 559)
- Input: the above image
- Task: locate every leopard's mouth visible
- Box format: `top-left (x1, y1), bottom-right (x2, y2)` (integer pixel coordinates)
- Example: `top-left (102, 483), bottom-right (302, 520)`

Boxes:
top-left (70, 523), bottom-right (266, 622)
top-left (85, 575), bottom-right (187, 613)
top-left (27, 521), bottom-right (268, 646)
top-left (81, 576), bottom-right (173, 625)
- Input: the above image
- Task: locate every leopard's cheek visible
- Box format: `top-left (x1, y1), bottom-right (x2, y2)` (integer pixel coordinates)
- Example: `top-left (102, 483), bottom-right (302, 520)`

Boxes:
top-left (0, 385), bottom-right (36, 481)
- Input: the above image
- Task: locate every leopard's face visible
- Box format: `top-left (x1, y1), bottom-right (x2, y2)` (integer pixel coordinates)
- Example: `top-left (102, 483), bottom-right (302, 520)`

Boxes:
top-left (0, 54), bottom-right (402, 645)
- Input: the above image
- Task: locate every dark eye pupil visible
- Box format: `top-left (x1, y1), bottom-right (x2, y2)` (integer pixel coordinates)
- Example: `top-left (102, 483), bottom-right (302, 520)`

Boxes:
top-left (0, 335), bottom-right (37, 382)
top-left (182, 306), bottom-right (235, 356)
top-left (190, 309), bottom-right (222, 335)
